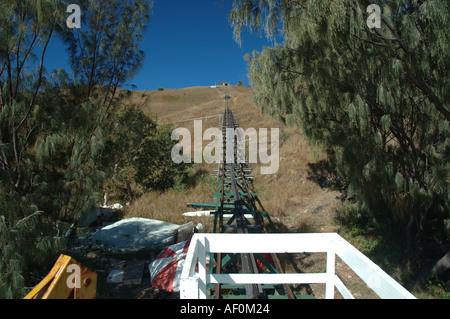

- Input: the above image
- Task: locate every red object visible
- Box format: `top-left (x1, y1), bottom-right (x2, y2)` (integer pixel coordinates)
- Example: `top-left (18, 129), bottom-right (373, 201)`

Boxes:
top-left (256, 253), bottom-right (273, 272)
top-left (149, 240), bottom-right (191, 292)
top-left (149, 240), bottom-right (215, 292)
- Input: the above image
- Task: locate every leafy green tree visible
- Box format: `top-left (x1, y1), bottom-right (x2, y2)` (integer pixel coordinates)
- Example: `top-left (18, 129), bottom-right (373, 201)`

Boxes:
top-left (99, 104), bottom-right (157, 202)
top-left (0, 1), bottom-right (71, 297)
top-left (230, 0), bottom-right (449, 249)
top-left (61, 0), bottom-right (152, 102)
top-left (0, 0), bottom-right (153, 297)
top-left (0, 212), bottom-right (67, 298)
top-left (0, 0), bottom-right (63, 195)
top-left (133, 124), bottom-right (191, 192)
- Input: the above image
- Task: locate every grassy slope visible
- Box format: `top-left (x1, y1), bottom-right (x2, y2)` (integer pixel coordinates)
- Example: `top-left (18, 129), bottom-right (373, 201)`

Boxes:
top-left (120, 85), bottom-right (435, 298)
top-left (122, 85), bottom-right (342, 234)
top-left (121, 85), bottom-right (364, 298)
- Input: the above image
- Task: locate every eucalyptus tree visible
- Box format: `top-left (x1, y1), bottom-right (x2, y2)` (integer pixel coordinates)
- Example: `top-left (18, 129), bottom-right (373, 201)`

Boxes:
top-left (229, 0), bottom-right (449, 249)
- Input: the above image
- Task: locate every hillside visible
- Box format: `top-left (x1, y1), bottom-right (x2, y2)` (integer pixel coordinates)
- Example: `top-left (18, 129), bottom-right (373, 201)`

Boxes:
top-left (117, 85), bottom-right (367, 299)
top-left (123, 85), bottom-right (342, 235)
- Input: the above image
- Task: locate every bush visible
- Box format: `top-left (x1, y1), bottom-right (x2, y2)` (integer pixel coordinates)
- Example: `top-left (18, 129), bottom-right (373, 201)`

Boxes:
top-left (133, 125), bottom-right (191, 192)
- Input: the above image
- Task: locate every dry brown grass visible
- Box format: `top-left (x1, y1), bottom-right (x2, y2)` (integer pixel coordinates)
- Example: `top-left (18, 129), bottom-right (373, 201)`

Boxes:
top-left (251, 127), bottom-right (340, 233)
top-left (121, 85), bottom-right (342, 235)
top-left (116, 85), bottom-right (360, 299)
top-left (122, 164), bottom-right (217, 233)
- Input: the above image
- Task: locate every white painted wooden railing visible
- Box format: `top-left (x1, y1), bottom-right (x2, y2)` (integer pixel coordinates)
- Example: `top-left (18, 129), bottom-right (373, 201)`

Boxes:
top-left (179, 233), bottom-right (416, 299)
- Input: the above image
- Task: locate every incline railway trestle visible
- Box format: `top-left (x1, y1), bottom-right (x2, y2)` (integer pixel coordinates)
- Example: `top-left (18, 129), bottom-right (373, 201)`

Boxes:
top-left (181, 87), bottom-right (416, 300)
top-left (188, 87), bottom-right (295, 299)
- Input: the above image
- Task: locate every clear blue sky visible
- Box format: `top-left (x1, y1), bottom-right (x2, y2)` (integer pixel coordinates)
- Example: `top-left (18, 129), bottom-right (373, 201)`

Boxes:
top-left (45, 0), bottom-right (276, 91)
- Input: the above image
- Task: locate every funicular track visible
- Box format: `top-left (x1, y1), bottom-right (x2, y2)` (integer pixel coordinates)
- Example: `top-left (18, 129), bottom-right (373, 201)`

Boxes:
top-left (182, 88), bottom-right (416, 300)
top-left (189, 88), bottom-right (295, 299)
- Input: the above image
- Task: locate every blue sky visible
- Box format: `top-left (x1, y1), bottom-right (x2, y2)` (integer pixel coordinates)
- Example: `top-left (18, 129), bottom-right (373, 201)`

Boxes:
top-left (45, 0), bottom-right (277, 91)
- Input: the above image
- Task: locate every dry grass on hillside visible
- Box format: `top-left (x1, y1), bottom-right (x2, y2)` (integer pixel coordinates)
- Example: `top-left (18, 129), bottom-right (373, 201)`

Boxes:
top-left (125, 86), bottom-right (235, 123)
top-left (104, 86), bottom-right (421, 299)
top-left (123, 165), bottom-right (218, 232)
top-left (114, 85), bottom-right (393, 299)
top-left (120, 85), bottom-right (342, 235)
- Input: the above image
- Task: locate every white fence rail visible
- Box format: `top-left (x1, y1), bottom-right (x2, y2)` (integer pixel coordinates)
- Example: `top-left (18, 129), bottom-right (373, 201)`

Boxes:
top-left (179, 233), bottom-right (416, 299)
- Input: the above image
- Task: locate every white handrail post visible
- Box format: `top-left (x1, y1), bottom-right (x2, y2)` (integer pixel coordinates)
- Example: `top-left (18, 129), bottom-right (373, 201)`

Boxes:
top-left (180, 235), bottom-right (200, 299)
top-left (180, 277), bottom-right (200, 299)
top-left (198, 235), bottom-right (208, 299)
top-left (325, 247), bottom-right (336, 299)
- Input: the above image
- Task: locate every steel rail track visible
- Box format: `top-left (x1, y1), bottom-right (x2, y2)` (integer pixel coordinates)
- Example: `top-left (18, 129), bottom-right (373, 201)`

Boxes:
top-left (220, 105), bottom-right (262, 299)
top-left (212, 87), bottom-right (295, 300)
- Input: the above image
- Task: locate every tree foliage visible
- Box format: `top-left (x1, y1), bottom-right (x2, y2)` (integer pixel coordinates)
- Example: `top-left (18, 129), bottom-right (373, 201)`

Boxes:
top-left (61, 0), bottom-right (152, 100)
top-left (230, 0), bottom-right (449, 248)
top-left (133, 124), bottom-right (191, 192)
top-left (99, 104), bottom-right (155, 201)
top-left (0, 0), bottom-right (153, 298)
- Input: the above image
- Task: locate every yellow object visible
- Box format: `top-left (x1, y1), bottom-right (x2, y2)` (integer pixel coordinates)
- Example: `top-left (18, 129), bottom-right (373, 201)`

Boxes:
top-left (24, 254), bottom-right (97, 299)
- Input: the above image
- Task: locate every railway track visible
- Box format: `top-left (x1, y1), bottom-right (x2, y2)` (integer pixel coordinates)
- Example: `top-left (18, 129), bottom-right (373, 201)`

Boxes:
top-left (181, 87), bottom-right (418, 300)
top-left (210, 88), bottom-right (295, 299)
